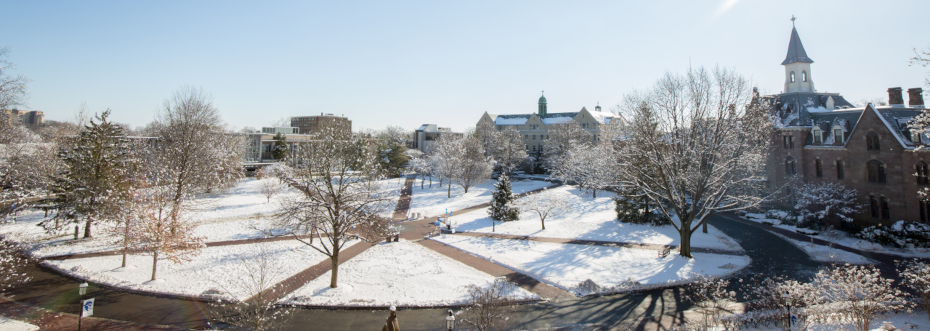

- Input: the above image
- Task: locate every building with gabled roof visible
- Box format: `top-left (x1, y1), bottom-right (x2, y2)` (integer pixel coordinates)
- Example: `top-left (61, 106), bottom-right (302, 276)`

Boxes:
top-left (764, 22), bottom-right (930, 225)
top-left (476, 92), bottom-right (622, 156)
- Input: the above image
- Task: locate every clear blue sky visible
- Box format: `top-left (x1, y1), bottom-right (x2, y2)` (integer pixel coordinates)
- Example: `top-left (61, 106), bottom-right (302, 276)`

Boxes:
top-left (1, 0), bottom-right (927, 132)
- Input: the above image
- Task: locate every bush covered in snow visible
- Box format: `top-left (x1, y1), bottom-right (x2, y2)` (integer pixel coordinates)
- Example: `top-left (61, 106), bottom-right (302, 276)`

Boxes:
top-left (856, 221), bottom-right (930, 248)
top-left (897, 259), bottom-right (930, 324)
top-left (794, 182), bottom-right (863, 233)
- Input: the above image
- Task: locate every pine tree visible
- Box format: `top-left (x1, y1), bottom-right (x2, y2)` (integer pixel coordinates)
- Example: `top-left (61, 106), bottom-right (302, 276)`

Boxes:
top-left (488, 174), bottom-right (519, 231)
top-left (271, 132), bottom-right (288, 160)
top-left (45, 110), bottom-right (128, 238)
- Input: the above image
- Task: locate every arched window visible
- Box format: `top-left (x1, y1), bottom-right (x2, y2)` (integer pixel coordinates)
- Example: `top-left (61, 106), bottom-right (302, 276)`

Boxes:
top-left (867, 160), bottom-right (886, 183)
top-left (801, 70), bottom-right (808, 82)
top-left (921, 199), bottom-right (930, 224)
top-left (790, 71), bottom-right (796, 83)
top-left (867, 132), bottom-right (880, 150)
top-left (918, 162), bottom-right (930, 185)
top-left (785, 156), bottom-right (797, 175)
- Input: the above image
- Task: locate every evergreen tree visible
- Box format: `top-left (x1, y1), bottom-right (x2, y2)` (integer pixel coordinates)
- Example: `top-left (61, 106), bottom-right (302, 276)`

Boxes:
top-left (45, 110), bottom-right (127, 238)
top-left (271, 132), bottom-right (288, 160)
top-left (488, 174), bottom-right (519, 231)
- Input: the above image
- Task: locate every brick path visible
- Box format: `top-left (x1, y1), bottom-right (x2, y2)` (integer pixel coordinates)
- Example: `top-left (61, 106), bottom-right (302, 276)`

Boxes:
top-left (391, 176), bottom-right (415, 221)
top-left (448, 232), bottom-right (746, 256)
top-left (0, 296), bottom-right (185, 331)
top-left (417, 239), bottom-right (574, 300)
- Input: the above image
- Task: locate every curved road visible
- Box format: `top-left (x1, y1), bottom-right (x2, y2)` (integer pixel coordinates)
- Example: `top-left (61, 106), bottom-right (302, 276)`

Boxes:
top-left (5, 214), bottom-right (842, 330)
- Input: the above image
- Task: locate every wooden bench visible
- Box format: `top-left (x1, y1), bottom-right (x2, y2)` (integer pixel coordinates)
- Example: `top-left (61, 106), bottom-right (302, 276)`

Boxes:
top-left (658, 246), bottom-right (671, 258)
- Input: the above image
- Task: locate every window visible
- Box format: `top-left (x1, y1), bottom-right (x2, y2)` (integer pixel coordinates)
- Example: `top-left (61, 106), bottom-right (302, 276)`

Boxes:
top-left (918, 162), bottom-right (929, 185)
top-left (834, 128), bottom-right (844, 143)
top-left (785, 157), bottom-right (796, 175)
top-left (783, 136), bottom-right (794, 149)
top-left (866, 132), bottom-right (880, 150)
top-left (867, 160), bottom-right (886, 183)
top-left (921, 199), bottom-right (930, 224)
top-left (532, 135), bottom-right (536, 141)
top-left (801, 70), bottom-right (808, 82)
top-left (532, 146), bottom-right (536, 152)
top-left (869, 195), bottom-right (879, 218)
top-left (836, 160), bottom-right (845, 179)
top-left (790, 71), bottom-right (796, 83)
top-left (813, 129), bottom-right (822, 143)
top-left (880, 197), bottom-right (890, 220)
top-left (815, 159), bottom-right (823, 178)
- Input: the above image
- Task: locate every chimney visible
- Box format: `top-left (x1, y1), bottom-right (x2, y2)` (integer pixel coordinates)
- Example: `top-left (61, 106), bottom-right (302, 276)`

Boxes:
top-left (908, 88), bottom-right (924, 107)
top-left (888, 87), bottom-right (904, 105)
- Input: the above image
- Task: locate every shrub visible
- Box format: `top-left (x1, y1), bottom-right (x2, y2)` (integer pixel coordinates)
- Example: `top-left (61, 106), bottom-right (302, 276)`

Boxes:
top-left (856, 221), bottom-right (930, 248)
top-left (898, 259), bottom-right (930, 324)
top-left (794, 182), bottom-right (863, 232)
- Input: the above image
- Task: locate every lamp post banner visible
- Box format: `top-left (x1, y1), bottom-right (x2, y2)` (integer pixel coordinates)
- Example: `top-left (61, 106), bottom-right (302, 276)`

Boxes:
top-left (81, 298), bottom-right (94, 317)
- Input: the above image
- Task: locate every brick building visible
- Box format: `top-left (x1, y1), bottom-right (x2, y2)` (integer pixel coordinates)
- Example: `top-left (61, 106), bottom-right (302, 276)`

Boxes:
top-left (290, 113), bottom-right (351, 135)
top-left (764, 23), bottom-right (929, 225)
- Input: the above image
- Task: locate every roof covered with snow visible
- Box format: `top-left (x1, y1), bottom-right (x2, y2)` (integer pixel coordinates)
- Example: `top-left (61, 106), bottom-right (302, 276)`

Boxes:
top-left (769, 92), bottom-right (855, 127)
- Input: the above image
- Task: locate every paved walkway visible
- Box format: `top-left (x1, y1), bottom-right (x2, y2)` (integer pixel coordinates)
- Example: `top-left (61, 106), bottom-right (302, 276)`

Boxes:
top-left (391, 176), bottom-right (415, 221)
top-left (448, 232), bottom-right (746, 256)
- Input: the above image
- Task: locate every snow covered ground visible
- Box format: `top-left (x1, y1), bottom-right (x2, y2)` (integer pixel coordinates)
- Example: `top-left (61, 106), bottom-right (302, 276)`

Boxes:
top-left (434, 235), bottom-right (750, 296)
top-left (778, 233), bottom-right (874, 264)
top-left (453, 186), bottom-right (742, 251)
top-left (279, 241), bottom-right (539, 307)
top-left (0, 177), bottom-right (404, 257)
top-left (406, 177), bottom-right (551, 218)
top-left (44, 240), bottom-right (345, 301)
top-left (0, 316), bottom-right (39, 331)
top-left (743, 212), bottom-right (930, 258)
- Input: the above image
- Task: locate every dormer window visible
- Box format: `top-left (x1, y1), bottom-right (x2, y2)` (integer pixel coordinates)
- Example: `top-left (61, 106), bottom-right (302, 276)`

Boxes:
top-left (790, 71), bottom-right (796, 83)
top-left (833, 127), bottom-right (844, 143)
top-left (801, 70), bottom-right (808, 82)
top-left (812, 128), bottom-right (822, 143)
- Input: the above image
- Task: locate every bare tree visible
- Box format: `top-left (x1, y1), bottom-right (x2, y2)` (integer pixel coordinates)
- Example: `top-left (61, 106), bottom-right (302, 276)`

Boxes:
top-left (275, 126), bottom-right (394, 288)
top-left (898, 259), bottom-right (930, 324)
top-left (812, 264), bottom-right (906, 331)
top-left (517, 188), bottom-right (568, 230)
top-left (152, 86), bottom-right (243, 221)
top-left (0, 111), bottom-right (44, 207)
top-left (552, 142), bottom-right (617, 198)
top-left (683, 274), bottom-right (737, 331)
top-left (0, 236), bottom-right (30, 295)
top-left (542, 122), bottom-right (591, 173)
top-left (617, 67), bottom-right (772, 258)
top-left (0, 47), bottom-right (29, 110)
top-left (477, 126), bottom-right (527, 176)
top-left (132, 181), bottom-right (204, 281)
top-left (452, 134), bottom-right (493, 195)
top-left (255, 168), bottom-right (285, 203)
top-left (208, 243), bottom-right (292, 331)
top-left (460, 277), bottom-right (519, 331)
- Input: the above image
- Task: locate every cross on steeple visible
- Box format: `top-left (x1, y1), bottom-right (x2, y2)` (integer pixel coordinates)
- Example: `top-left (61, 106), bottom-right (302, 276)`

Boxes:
top-left (791, 15), bottom-right (796, 27)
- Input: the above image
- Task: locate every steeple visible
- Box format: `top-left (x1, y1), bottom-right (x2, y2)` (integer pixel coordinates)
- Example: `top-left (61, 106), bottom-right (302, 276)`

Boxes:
top-left (781, 19), bottom-right (814, 65)
top-left (538, 91), bottom-right (548, 117)
top-left (782, 17), bottom-right (815, 93)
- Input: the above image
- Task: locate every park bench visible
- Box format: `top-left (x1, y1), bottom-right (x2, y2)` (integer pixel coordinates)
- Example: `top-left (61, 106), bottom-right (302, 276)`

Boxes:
top-left (658, 246), bottom-right (671, 258)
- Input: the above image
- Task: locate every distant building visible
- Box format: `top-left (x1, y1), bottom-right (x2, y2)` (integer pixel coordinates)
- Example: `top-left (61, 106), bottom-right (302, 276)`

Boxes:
top-left (290, 113), bottom-right (351, 135)
top-left (476, 92), bottom-right (621, 155)
top-left (2, 109), bottom-right (44, 126)
top-left (411, 124), bottom-right (463, 152)
top-left (261, 127), bottom-right (299, 134)
top-left (763, 23), bottom-right (930, 225)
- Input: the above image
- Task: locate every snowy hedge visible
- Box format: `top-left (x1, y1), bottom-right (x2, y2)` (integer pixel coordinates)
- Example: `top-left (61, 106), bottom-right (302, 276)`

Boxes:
top-left (856, 221), bottom-right (930, 248)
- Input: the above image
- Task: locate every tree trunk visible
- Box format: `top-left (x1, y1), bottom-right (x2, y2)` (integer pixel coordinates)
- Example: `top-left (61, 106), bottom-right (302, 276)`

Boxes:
top-left (679, 228), bottom-right (692, 258)
top-left (593, 189), bottom-right (596, 199)
top-left (329, 253), bottom-right (339, 288)
top-left (464, 185), bottom-right (469, 193)
top-left (447, 182), bottom-right (451, 198)
top-left (429, 176), bottom-right (432, 188)
top-left (541, 217), bottom-right (546, 230)
top-left (421, 177), bottom-right (424, 189)
top-left (151, 251), bottom-right (159, 281)
top-left (702, 218), bottom-right (708, 233)
top-left (84, 219), bottom-right (92, 238)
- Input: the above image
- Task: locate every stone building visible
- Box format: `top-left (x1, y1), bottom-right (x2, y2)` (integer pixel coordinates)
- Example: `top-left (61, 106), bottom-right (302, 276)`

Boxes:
top-left (290, 113), bottom-right (351, 135)
top-left (411, 124), bottom-right (462, 153)
top-left (476, 92), bottom-right (621, 155)
top-left (764, 23), bottom-right (929, 225)
top-left (2, 108), bottom-right (44, 126)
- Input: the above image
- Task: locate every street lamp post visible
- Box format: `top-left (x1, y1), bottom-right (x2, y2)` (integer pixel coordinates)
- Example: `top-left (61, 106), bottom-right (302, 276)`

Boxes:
top-left (785, 290), bottom-right (791, 331)
top-left (78, 282), bottom-right (88, 331)
top-left (445, 310), bottom-right (455, 331)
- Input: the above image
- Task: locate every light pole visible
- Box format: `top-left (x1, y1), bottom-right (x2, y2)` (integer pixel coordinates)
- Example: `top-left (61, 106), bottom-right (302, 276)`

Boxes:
top-left (785, 290), bottom-right (792, 331)
top-left (445, 310), bottom-right (455, 331)
top-left (78, 282), bottom-right (88, 331)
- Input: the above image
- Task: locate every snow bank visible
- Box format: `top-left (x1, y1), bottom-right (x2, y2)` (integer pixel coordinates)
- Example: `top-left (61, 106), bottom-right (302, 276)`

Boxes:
top-left (407, 178), bottom-right (551, 218)
top-left (0, 316), bottom-right (39, 331)
top-left (279, 241), bottom-right (539, 307)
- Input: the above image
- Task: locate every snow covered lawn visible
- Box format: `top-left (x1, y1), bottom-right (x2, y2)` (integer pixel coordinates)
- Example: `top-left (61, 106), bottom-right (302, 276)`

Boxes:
top-left (743, 212), bottom-right (930, 258)
top-left (0, 316), bottom-right (39, 331)
top-left (453, 186), bottom-right (742, 251)
top-left (434, 235), bottom-right (750, 295)
top-left (279, 241), bottom-right (539, 307)
top-left (777, 233), bottom-right (874, 264)
top-left (738, 310), bottom-right (928, 330)
top-left (407, 177), bottom-right (551, 217)
top-left (44, 240), bottom-right (345, 301)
